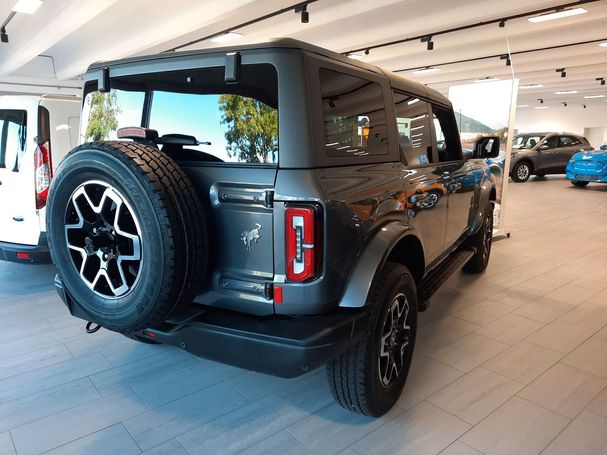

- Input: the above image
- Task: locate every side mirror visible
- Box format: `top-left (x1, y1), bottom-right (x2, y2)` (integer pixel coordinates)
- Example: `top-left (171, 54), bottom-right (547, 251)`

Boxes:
top-left (539, 144), bottom-right (550, 150)
top-left (473, 136), bottom-right (500, 159)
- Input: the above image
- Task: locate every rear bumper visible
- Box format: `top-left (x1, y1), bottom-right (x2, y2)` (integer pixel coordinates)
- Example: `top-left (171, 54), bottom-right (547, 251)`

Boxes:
top-left (54, 275), bottom-right (367, 378)
top-left (0, 233), bottom-right (50, 264)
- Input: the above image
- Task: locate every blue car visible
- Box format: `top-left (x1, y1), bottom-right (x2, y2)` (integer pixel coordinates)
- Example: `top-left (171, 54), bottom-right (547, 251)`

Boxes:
top-left (566, 150), bottom-right (607, 187)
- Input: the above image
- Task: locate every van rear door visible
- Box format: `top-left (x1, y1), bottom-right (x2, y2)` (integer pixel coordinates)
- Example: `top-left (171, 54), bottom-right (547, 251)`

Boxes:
top-left (0, 98), bottom-right (40, 246)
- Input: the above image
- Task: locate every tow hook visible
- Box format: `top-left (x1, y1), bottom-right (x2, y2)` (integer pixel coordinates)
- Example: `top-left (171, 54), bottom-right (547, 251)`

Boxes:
top-left (85, 321), bottom-right (102, 334)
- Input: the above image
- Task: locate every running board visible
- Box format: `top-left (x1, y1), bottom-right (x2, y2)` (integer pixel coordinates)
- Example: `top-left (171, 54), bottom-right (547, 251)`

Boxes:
top-left (417, 248), bottom-right (475, 311)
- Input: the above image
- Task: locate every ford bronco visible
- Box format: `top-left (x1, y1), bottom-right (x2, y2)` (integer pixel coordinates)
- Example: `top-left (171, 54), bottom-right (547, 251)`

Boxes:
top-left (47, 38), bottom-right (498, 416)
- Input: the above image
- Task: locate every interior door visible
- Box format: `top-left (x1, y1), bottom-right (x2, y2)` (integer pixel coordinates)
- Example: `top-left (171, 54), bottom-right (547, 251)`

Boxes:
top-left (0, 108), bottom-right (40, 246)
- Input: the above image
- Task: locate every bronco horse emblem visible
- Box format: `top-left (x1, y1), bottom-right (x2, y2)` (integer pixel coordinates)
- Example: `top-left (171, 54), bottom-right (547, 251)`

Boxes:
top-left (241, 223), bottom-right (262, 251)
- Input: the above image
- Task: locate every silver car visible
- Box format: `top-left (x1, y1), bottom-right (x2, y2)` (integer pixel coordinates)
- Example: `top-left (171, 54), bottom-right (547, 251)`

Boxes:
top-left (510, 132), bottom-right (593, 182)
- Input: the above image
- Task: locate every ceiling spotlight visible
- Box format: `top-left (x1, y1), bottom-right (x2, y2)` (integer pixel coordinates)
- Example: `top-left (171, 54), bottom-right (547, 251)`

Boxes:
top-left (584, 95), bottom-right (605, 99)
top-left (583, 104), bottom-right (587, 109)
top-left (556, 68), bottom-right (566, 78)
top-left (0, 28), bottom-right (7, 43)
top-left (412, 67), bottom-right (441, 75)
top-left (500, 55), bottom-right (511, 66)
top-left (295, 5), bottom-right (309, 24)
top-left (528, 7), bottom-right (587, 23)
top-left (535, 106), bottom-right (550, 110)
top-left (210, 32), bottom-right (242, 43)
top-left (499, 20), bottom-right (506, 28)
top-left (597, 77), bottom-right (605, 86)
top-left (561, 102), bottom-right (568, 107)
top-left (538, 98), bottom-right (544, 104)
top-left (516, 105), bottom-right (529, 108)
top-left (520, 84), bottom-right (543, 89)
top-left (421, 36), bottom-right (434, 51)
top-left (364, 49), bottom-right (370, 55)
top-left (555, 90), bottom-right (577, 95)
top-left (12, 0), bottom-right (43, 14)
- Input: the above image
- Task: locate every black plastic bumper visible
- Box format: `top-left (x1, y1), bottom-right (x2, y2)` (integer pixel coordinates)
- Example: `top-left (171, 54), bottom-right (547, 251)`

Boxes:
top-left (0, 233), bottom-right (50, 264)
top-left (54, 276), bottom-right (367, 378)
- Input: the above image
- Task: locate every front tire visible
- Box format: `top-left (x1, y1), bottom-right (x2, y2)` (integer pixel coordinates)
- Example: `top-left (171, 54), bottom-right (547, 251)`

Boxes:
top-left (511, 161), bottom-right (532, 182)
top-left (571, 180), bottom-right (589, 187)
top-left (463, 203), bottom-right (494, 274)
top-left (327, 262), bottom-right (417, 417)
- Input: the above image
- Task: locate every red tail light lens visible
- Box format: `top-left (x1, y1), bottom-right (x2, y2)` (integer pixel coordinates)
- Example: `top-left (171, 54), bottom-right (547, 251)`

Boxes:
top-left (285, 205), bottom-right (321, 282)
top-left (35, 142), bottom-right (52, 209)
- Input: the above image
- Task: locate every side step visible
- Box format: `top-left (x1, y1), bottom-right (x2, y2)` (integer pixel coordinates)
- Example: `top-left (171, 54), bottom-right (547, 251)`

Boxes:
top-left (417, 248), bottom-right (475, 311)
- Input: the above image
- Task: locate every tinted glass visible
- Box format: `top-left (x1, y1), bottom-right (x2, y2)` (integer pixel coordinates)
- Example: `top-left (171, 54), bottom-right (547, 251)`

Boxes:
top-left (432, 105), bottom-right (462, 162)
top-left (320, 69), bottom-right (389, 158)
top-left (559, 136), bottom-right (580, 147)
top-left (393, 91), bottom-right (432, 165)
top-left (80, 90), bottom-right (145, 142)
top-left (0, 110), bottom-right (27, 171)
top-left (543, 136), bottom-right (558, 148)
top-left (512, 135), bottom-right (544, 149)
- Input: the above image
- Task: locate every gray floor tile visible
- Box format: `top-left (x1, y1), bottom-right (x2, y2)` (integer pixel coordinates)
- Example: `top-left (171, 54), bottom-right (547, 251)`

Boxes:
top-left (419, 316), bottom-right (480, 349)
top-left (489, 287), bottom-right (543, 308)
top-left (276, 369), bottom-right (335, 415)
top-left (542, 410), bottom-right (607, 455)
top-left (452, 300), bottom-right (514, 326)
top-left (351, 402), bottom-right (470, 455)
top-left (427, 367), bottom-right (524, 425)
top-left (525, 320), bottom-right (594, 354)
top-left (0, 432), bottom-right (15, 455)
top-left (43, 424), bottom-right (140, 455)
top-left (559, 302), bottom-right (607, 330)
top-left (241, 431), bottom-right (314, 455)
top-left (89, 348), bottom-right (198, 395)
top-left (518, 363), bottom-right (607, 418)
top-left (0, 352), bottom-right (112, 402)
top-left (0, 344), bottom-right (72, 381)
top-left (428, 332), bottom-right (509, 373)
top-left (0, 325), bottom-right (84, 361)
top-left (461, 397), bottom-right (570, 455)
top-left (10, 391), bottom-right (148, 454)
top-left (561, 338), bottom-right (607, 378)
top-left (226, 370), bottom-right (303, 401)
top-left (439, 441), bottom-right (482, 455)
top-left (287, 403), bottom-right (404, 455)
top-left (132, 359), bottom-right (243, 407)
top-left (475, 313), bottom-right (544, 345)
top-left (513, 297), bottom-right (575, 324)
top-left (177, 395), bottom-right (310, 455)
top-left (0, 377), bottom-right (100, 432)
top-left (587, 387), bottom-right (607, 418)
top-left (140, 439), bottom-right (187, 455)
top-left (124, 382), bottom-right (247, 451)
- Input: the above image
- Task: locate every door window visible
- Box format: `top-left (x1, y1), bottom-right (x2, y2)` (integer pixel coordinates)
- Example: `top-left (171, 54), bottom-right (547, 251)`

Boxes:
top-left (543, 136), bottom-right (558, 149)
top-left (559, 136), bottom-right (580, 147)
top-left (393, 91), bottom-right (432, 165)
top-left (431, 105), bottom-right (462, 162)
top-left (320, 69), bottom-right (389, 158)
top-left (0, 110), bottom-right (27, 171)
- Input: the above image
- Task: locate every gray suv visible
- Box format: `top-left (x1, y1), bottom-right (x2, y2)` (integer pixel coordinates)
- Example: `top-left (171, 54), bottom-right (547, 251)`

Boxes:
top-left (510, 132), bottom-right (593, 182)
top-left (47, 39), bottom-right (497, 416)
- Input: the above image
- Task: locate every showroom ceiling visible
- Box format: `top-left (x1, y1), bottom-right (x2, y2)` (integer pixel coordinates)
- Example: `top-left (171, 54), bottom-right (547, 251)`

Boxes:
top-left (0, 0), bottom-right (606, 109)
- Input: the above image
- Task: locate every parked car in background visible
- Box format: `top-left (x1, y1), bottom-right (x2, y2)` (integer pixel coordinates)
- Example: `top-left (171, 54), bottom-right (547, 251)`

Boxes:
top-left (0, 95), bottom-right (80, 263)
top-left (566, 149), bottom-right (607, 187)
top-left (509, 132), bottom-right (593, 182)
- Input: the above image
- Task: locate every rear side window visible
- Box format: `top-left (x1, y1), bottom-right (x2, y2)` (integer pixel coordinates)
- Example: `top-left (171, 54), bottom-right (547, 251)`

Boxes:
top-left (432, 104), bottom-right (462, 162)
top-left (320, 69), bottom-right (389, 158)
top-left (559, 136), bottom-right (581, 147)
top-left (393, 91), bottom-right (432, 165)
top-left (0, 110), bottom-right (27, 171)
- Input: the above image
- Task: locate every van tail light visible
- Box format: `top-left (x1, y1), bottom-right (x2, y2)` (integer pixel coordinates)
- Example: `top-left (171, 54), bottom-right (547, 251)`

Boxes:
top-left (35, 142), bottom-right (52, 209)
top-left (285, 205), bottom-right (322, 282)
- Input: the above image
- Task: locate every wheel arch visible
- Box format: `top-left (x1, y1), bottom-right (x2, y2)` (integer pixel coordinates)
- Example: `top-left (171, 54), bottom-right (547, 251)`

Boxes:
top-left (338, 222), bottom-right (424, 308)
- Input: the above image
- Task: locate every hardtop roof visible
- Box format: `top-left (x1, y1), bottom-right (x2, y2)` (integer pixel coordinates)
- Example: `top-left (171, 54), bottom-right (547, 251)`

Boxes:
top-left (86, 37), bottom-right (450, 106)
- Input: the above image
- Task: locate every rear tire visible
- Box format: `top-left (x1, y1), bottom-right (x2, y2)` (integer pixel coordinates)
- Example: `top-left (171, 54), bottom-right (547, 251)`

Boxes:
top-left (47, 141), bottom-right (208, 332)
top-left (571, 180), bottom-right (589, 187)
top-left (462, 203), bottom-right (494, 274)
top-left (511, 161), bottom-right (532, 182)
top-left (327, 262), bottom-right (417, 417)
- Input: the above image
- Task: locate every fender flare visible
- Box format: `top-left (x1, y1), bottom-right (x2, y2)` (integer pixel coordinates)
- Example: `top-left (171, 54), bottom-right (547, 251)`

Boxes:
top-left (469, 180), bottom-right (495, 235)
top-left (338, 222), bottom-right (419, 308)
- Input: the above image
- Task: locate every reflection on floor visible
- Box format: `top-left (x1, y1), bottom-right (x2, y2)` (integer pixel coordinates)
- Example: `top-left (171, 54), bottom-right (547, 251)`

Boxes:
top-left (1, 176), bottom-right (607, 454)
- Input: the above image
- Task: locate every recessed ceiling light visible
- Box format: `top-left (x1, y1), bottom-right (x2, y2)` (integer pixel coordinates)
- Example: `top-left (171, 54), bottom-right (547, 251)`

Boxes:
top-left (12, 0), bottom-right (42, 14)
top-left (516, 105), bottom-right (529, 108)
top-left (584, 95), bottom-right (605, 99)
top-left (600, 42), bottom-right (607, 48)
top-left (347, 53), bottom-right (364, 61)
top-left (534, 106), bottom-right (550, 109)
top-left (473, 77), bottom-right (500, 83)
top-left (555, 90), bottom-right (578, 95)
top-left (210, 32), bottom-right (242, 43)
top-left (413, 67), bottom-right (441, 75)
top-left (528, 7), bottom-right (587, 23)
top-left (520, 84), bottom-right (543, 89)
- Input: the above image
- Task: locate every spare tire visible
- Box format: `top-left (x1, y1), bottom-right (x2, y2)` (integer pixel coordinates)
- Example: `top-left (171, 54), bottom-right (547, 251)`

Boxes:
top-left (46, 141), bottom-right (208, 332)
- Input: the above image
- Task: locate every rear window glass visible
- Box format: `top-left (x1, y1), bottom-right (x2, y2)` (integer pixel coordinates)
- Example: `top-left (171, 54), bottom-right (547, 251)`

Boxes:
top-left (0, 109), bottom-right (27, 171)
top-left (393, 92), bottom-right (432, 165)
top-left (320, 69), bottom-right (389, 158)
top-left (80, 64), bottom-right (278, 165)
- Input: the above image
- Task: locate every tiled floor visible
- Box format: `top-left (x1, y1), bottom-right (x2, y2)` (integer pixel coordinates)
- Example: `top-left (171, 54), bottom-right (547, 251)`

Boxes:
top-left (1, 176), bottom-right (607, 455)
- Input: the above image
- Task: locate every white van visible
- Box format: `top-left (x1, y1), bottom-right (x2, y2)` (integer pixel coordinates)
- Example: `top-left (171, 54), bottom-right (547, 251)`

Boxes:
top-left (0, 95), bottom-right (80, 263)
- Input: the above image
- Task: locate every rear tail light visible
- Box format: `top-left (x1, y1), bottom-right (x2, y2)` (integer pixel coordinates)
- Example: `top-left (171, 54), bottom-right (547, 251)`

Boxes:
top-left (35, 142), bottom-right (52, 209)
top-left (285, 205), bottom-right (322, 282)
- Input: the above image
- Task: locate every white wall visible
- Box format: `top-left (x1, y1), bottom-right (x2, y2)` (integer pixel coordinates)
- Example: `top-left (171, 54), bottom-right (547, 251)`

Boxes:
top-left (514, 104), bottom-right (607, 148)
